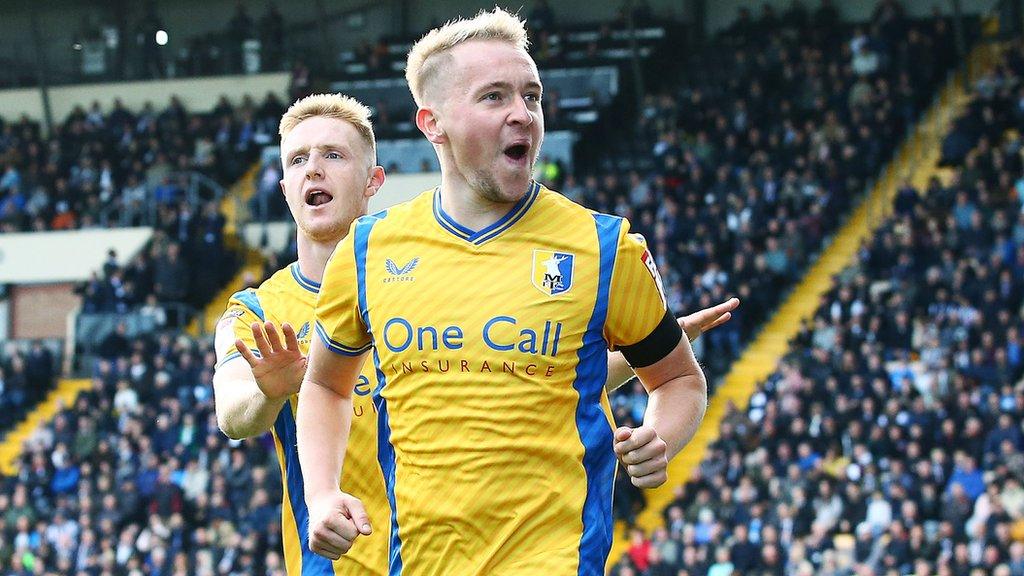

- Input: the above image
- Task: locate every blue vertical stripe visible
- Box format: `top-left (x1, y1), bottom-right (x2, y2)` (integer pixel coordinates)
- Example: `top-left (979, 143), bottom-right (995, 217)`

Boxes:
top-left (274, 402), bottom-right (335, 575)
top-left (375, 396), bottom-right (402, 576)
top-left (352, 215), bottom-right (405, 576)
top-left (572, 214), bottom-right (621, 575)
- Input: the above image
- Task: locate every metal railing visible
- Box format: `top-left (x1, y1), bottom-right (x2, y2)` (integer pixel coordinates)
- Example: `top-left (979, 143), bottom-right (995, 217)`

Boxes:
top-left (96, 170), bottom-right (228, 228)
top-left (71, 302), bottom-right (207, 375)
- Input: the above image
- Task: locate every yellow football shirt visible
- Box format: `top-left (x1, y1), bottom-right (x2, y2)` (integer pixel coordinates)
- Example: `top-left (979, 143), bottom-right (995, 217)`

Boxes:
top-left (315, 182), bottom-right (676, 575)
top-left (217, 263), bottom-right (387, 575)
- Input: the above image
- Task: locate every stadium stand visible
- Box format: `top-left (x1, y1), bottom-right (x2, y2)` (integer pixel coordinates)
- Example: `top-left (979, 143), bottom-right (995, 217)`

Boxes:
top-left (0, 334), bottom-right (291, 575)
top-left (0, 342), bottom-right (58, 437)
top-left (608, 33), bottom-right (1024, 576)
top-left (0, 93), bottom-right (285, 233)
top-left (0, 93), bottom-right (304, 383)
top-left (0, 2), bottom-right (1012, 575)
top-left (584, 7), bottom-right (974, 401)
top-left (0, 93), bottom-right (297, 350)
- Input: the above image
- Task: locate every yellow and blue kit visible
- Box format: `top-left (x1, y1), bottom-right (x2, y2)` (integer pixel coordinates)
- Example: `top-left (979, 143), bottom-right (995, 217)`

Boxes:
top-left (315, 182), bottom-right (681, 575)
top-left (217, 262), bottom-right (387, 575)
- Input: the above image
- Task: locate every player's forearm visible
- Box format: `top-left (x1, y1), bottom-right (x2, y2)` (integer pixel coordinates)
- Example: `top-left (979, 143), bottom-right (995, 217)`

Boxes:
top-left (605, 351), bottom-right (635, 393)
top-left (213, 374), bottom-right (290, 439)
top-left (297, 380), bottom-right (352, 499)
top-left (643, 371), bottom-right (707, 461)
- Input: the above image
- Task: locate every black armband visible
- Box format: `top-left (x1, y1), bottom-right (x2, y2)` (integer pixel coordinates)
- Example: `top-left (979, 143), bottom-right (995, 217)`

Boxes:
top-left (618, 310), bottom-right (683, 368)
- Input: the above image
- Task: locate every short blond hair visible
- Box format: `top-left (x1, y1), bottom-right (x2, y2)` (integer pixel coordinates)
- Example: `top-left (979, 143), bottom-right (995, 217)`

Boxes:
top-left (405, 7), bottom-right (530, 106)
top-left (279, 93), bottom-right (377, 162)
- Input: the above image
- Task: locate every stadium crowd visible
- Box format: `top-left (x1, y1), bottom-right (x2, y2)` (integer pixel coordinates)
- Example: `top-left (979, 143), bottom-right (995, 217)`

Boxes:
top-left (0, 93), bottom-right (285, 233)
top-left (0, 343), bottom-right (57, 436)
top-left (0, 333), bottom-right (289, 576)
top-left (75, 212), bottom-right (233, 319)
top-left (568, 2), bottom-right (963, 382)
top-left (0, 2), bottom-right (1011, 575)
top-left (609, 37), bottom-right (1024, 576)
top-left (0, 94), bottom-right (296, 315)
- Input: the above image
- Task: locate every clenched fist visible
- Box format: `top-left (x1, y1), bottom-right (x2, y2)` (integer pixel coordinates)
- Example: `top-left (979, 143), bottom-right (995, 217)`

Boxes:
top-left (306, 490), bottom-right (372, 560)
top-left (613, 426), bottom-right (668, 488)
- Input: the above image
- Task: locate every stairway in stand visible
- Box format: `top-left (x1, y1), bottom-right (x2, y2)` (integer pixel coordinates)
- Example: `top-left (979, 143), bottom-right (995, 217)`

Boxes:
top-left (604, 36), bottom-right (1004, 573)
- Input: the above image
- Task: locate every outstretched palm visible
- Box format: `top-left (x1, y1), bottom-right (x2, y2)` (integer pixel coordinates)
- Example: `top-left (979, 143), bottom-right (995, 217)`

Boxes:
top-left (236, 321), bottom-right (308, 400)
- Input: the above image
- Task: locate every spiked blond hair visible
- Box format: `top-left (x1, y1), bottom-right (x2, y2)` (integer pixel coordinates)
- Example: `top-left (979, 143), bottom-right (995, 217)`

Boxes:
top-left (405, 7), bottom-right (530, 107)
top-left (278, 93), bottom-right (376, 162)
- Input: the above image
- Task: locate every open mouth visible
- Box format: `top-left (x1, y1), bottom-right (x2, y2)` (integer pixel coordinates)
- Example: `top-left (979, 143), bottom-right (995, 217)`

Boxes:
top-left (504, 144), bottom-right (529, 162)
top-left (305, 189), bottom-right (333, 206)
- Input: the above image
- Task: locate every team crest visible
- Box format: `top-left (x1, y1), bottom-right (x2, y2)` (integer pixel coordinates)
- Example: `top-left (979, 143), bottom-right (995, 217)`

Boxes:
top-left (532, 250), bottom-right (575, 296)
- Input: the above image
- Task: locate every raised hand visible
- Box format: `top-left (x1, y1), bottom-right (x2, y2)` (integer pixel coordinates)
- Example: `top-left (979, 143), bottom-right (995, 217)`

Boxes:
top-left (236, 321), bottom-right (307, 400)
top-left (680, 297), bottom-right (739, 342)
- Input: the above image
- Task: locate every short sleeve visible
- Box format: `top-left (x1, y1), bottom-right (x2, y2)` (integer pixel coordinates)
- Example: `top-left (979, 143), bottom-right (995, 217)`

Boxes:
top-left (216, 289), bottom-right (266, 368)
top-left (604, 220), bottom-right (680, 367)
top-left (314, 231), bottom-right (372, 356)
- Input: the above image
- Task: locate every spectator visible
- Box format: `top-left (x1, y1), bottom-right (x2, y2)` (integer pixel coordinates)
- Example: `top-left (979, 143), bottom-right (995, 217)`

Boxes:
top-left (96, 322), bottom-right (130, 361)
top-left (153, 242), bottom-right (188, 305)
top-left (226, 1), bottom-right (255, 73)
top-left (135, 4), bottom-right (166, 79)
top-left (259, 3), bottom-right (286, 71)
top-left (851, 28), bottom-right (881, 76)
top-left (0, 345), bottom-right (52, 433)
top-left (139, 294), bottom-right (168, 329)
top-left (288, 60), bottom-right (311, 101)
